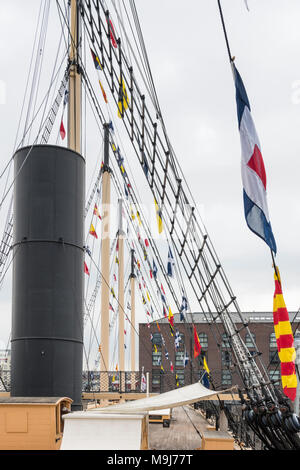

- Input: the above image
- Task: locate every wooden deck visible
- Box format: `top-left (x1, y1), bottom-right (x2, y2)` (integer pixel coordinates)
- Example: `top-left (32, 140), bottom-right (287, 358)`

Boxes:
top-left (149, 406), bottom-right (209, 450)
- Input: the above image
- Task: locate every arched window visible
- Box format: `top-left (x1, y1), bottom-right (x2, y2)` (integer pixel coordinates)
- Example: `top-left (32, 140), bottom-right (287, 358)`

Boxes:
top-left (152, 332), bottom-right (162, 346)
top-left (269, 332), bottom-right (277, 348)
top-left (198, 332), bottom-right (208, 349)
top-left (222, 333), bottom-right (230, 348)
top-left (245, 332), bottom-right (256, 348)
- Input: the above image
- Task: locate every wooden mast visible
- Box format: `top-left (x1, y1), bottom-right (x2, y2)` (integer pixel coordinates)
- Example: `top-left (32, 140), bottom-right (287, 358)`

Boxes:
top-left (118, 198), bottom-right (125, 373)
top-left (68, 0), bottom-right (81, 153)
top-left (100, 124), bottom-right (111, 381)
top-left (130, 249), bottom-right (136, 390)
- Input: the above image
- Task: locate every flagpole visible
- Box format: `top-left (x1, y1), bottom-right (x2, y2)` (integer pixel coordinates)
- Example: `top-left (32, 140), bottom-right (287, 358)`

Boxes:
top-left (217, 0), bottom-right (234, 63)
top-left (130, 249), bottom-right (136, 373)
top-left (100, 123), bottom-right (111, 390)
top-left (68, 0), bottom-right (82, 153)
top-left (117, 198), bottom-right (125, 388)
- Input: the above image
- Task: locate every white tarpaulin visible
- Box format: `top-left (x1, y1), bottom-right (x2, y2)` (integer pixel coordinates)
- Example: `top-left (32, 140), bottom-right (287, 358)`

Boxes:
top-left (93, 382), bottom-right (231, 414)
top-left (61, 412), bottom-right (147, 450)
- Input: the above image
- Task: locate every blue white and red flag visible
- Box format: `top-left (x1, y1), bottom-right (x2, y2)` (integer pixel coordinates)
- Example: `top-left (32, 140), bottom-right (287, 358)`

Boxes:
top-left (233, 63), bottom-right (277, 254)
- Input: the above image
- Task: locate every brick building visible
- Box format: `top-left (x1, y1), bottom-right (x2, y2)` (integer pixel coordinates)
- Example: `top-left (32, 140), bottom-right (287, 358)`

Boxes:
top-left (139, 312), bottom-right (299, 394)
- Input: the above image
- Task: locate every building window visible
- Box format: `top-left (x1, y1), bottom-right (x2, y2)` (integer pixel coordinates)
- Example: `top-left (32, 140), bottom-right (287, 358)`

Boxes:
top-left (198, 333), bottom-right (208, 349)
top-left (221, 350), bottom-right (231, 367)
top-left (175, 351), bottom-right (185, 367)
top-left (245, 332), bottom-right (256, 348)
top-left (178, 332), bottom-right (185, 350)
top-left (152, 371), bottom-right (161, 387)
top-left (269, 332), bottom-right (277, 348)
top-left (269, 369), bottom-right (281, 384)
top-left (152, 332), bottom-right (162, 346)
top-left (269, 350), bottom-right (279, 365)
top-left (175, 370), bottom-right (185, 387)
top-left (221, 370), bottom-right (232, 385)
top-left (222, 333), bottom-right (230, 348)
top-left (152, 351), bottom-right (162, 366)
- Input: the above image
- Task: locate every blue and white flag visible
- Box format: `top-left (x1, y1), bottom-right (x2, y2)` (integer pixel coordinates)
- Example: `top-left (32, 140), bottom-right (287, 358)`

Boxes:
top-left (233, 63), bottom-right (277, 254)
top-left (180, 294), bottom-right (188, 321)
top-left (184, 349), bottom-right (189, 367)
top-left (175, 330), bottom-right (181, 350)
top-left (167, 246), bottom-right (175, 278)
top-left (152, 259), bottom-right (158, 280)
top-left (108, 120), bottom-right (114, 133)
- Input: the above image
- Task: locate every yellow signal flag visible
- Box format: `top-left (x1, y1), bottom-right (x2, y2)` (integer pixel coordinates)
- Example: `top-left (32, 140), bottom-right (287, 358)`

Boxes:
top-left (154, 198), bottom-right (163, 234)
top-left (136, 211), bottom-right (142, 226)
top-left (117, 77), bottom-right (129, 118)
top-left (203, 356), bottom-right (210, 374)
top-left (99, 80), bottom-right (108, 103)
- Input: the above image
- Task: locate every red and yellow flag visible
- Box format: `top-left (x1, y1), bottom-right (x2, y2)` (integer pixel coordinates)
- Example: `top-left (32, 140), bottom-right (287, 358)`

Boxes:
top-left (89, 223), bottom-right (98, 239)
top-left (194, 325), bottom-right (202, 358)
top-left (93, 203), bottom-right (102, 220)
top-left (273, 266), bottom-right (297, 401)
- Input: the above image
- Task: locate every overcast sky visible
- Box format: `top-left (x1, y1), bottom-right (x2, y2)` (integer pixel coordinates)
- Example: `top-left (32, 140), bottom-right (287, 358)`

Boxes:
top-left (0, 1), bottom-right (300, 354)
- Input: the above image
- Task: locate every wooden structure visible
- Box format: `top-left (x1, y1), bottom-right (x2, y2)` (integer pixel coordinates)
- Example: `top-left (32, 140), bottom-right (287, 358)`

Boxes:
top-left (149, 408), bottom-right (172, 427)
top-left (201, 429), bottom-right (235, 450)
top-left (0, 397), bottom-right (72, 450)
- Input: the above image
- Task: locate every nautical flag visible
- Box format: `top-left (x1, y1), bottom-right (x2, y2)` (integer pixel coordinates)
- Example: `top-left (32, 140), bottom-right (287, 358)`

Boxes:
top-left (232, 63), bottom-right (277, 254)
top-left (109, 303), bottom-right (114, 312)
top-left (141, 367), bottom-right (147, 392)
top-left (175, 330), bottom-right (181, 349)
top-left (142, 152), bottom-right (149, 180)
top-left (99, 80), bottom-right (108, 103)
top-left (84, 261), bottom-right (90, 275)
top-left (168, 307), bottom-right (174, 336)
top-left (117, 77), bottom-right (129, 118)
top-left (89, 223), bottom-right (98, 239)
top-left (184, 349), bottom-right (189, 367)
top-left (273, 266), bottom-right (297, 401)
top-left (161, 284), bottom-right (166, 305)
top-left (90, 48), bottom-right (102, 70)
top-left (202, 372), bottom-right (210, 389)
top-left (145, 239), bottom-right (149, 248)
top-left (165, 349), bottom-right (169, 360)
top-left (63, 89), bottom-right (69, 106)
top-left (136, 211), bottom-right (142, 226)
top-left (193, 325), bottom-right (202, 358)
top-left (163, 306), bottom-right (167, 318)
top-left (93, 204), bottom-right (102, 220)
top-left (154, 199), bottom-right (163, 234)
top-left (170, 362), bottom-right (174, 373)
top-left (84, 245), bottom-right (92, 257)
top-left (107, 19), bottom-right (118, 48)
top-left (60, 119), bottom-right (66, 140)
top-left (203, 356), bottom-right (210, 375)
top-left (180, 294), bottom-right (188, 321)
top-left (167, 246), bottom-right (175, 278)
top-left (153, 259), bottom-right (158, 279)
top-left (108, 120), bottom-right (114, 133)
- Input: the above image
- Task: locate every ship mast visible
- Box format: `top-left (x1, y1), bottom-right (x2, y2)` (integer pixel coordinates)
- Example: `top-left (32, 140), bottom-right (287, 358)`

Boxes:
top-left (68, 0), bottom-right (81, 153)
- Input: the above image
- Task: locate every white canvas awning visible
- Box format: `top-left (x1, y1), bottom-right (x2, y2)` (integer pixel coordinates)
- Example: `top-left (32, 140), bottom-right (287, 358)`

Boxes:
top-left (93, 382), bottom-right (232, 414)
